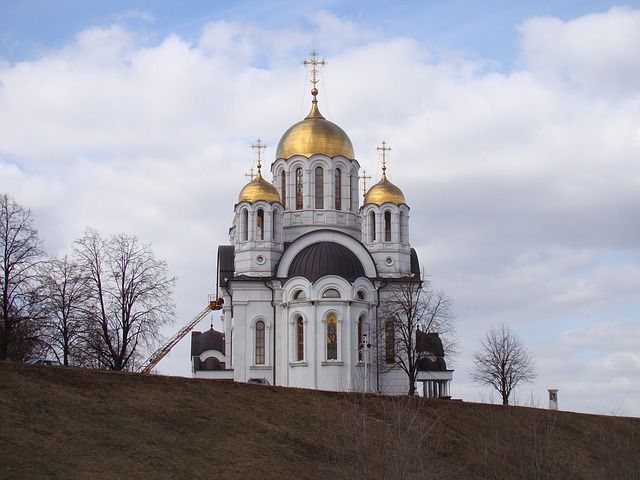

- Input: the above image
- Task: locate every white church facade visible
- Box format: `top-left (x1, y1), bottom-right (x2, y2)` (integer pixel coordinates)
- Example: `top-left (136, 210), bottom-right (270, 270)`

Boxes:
top-left (191, 53), bottom-right (452, 397)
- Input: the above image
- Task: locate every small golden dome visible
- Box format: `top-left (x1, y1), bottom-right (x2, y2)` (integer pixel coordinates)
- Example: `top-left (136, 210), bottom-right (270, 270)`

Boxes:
top-left (276, 100), bottom-right (355, 160)
top-left (238, 172), bottom-right (281, 203)
top-left (363, 174), bottom-right (406, 206)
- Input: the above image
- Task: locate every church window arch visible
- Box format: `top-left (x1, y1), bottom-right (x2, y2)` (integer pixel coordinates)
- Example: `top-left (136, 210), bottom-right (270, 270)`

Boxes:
top-left (315, 166), bottom-right (324, 209)
top-left (326, 312), bottom-right (338, 360)
top-left (296, 316), bottom-right (304, 361)
top-left (255, 321), bottom-right (265, 365)
top-left (369, 211), bottom-right (376, 242)
top-left (280, 170), bottom-right (286, 208)
top-left (292, 289), bottom-right (306, 301)
top-left (322, 288), bottom-right (341, 299)
top-left (356, 290), bottom-right (366, 301)
top-left (335, 168), bottom-right (342, 210)
top-left (385, 321), bottom-right (395, 363)
top-left (295, 168), bottom-right (303, 210)
top-left (272, 210), bottom-right (278, 241)
top-left (256, 208), bottom-right (264, 240)
top-left (241, 209), bottom-right (249, 241)
top-left (384, 210), bottom-right (392, 242)
top-left (357, 315), bottom-right (365, 362)
top-left (399, 211), bottom-right (407, 244)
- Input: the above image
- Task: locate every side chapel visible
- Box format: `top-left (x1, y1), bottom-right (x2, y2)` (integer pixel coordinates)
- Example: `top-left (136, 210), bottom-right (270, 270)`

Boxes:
top-left (191, 52), bottom-right (453, 397)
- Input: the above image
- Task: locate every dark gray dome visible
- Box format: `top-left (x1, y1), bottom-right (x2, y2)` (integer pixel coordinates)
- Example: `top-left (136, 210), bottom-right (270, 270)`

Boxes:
top-left (191, 328), bottom-right (225, 356)
top-left (288, 242), bottom-right (365, 282)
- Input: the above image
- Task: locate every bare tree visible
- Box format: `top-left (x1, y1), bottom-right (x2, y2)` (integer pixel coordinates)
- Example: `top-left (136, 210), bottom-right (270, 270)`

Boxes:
top-left (74, 229), bottom-right (175, 371)
top-left (0, 194), bottom-right (45, 360)
top-left (380, 279), bottom-right (455, 396)
top-left (471, 324), bottom-right (537, 406)
top-left (39, 255), bottom-right (90, 366)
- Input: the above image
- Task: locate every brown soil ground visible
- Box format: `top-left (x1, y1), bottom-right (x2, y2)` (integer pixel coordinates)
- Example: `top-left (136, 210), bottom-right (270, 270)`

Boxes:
top-left (1, 361), bottom-right (639, 479)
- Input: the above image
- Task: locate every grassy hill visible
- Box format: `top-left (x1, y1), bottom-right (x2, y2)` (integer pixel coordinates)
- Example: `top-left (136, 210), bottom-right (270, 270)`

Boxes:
top-left (1, 361), bottom-right (639, 479)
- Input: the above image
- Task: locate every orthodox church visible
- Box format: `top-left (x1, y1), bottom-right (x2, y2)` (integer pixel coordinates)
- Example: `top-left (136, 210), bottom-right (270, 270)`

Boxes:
top-left (191, 53), bottom-right (452, 397)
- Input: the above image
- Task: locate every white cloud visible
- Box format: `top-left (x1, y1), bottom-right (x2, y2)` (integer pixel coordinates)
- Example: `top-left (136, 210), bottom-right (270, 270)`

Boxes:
top-left (0, 8), bottom-right (639, 415)
top-left (519, 6), bottom-right (640, 95)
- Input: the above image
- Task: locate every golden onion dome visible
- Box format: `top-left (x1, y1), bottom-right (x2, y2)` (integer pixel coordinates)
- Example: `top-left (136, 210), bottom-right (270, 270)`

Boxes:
top-left (238, 172), bottom-right (281, 203)
top-left (276, 96), bottom-right (355, 160)
top-left (363, 174), bottom-right (407, 206)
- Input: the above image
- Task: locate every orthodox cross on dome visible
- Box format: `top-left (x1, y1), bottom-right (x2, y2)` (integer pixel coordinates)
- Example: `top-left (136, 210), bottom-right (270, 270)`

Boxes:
top-left (252, 138), bottom-right (267, 174)
top-left (244, 168), bottom-right (256, 182)
top-left (302, 49), bottom-right (326, 98)
top-left (377, 141), bottom-right (391, 178)
top-left (359, 170), bottom-right (372, 197)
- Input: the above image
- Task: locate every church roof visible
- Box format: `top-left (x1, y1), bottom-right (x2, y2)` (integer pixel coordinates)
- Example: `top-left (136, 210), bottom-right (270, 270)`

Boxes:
top-left (238, 171), bottom-right (281, 203)
top-left (416, 331), bottom-right (447, 372)
top-left (288, 241), bottom-right (365, 282)
top-left (191, 328), bottom-right (225, 357)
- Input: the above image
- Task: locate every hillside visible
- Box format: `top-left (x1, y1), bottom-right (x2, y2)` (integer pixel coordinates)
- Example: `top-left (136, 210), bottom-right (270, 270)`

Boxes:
top-left (1, 362), bottom-right (638, 479)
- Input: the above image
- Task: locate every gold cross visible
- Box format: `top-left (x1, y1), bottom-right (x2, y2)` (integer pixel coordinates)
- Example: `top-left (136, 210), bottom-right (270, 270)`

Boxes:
top-left (244, 168), bottom-right (255, 181)
top-left (302, 49), bottom-right (326, 89)
top-left (377, 141), bottom-right (391, 176)
top-left (359, 170), bottom-right (372, 197)
top-left (252, 138), bottom-right (266, 173)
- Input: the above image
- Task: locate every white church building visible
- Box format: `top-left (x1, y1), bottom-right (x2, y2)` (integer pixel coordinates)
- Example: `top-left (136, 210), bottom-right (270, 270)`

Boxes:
top-left (191, 53), bottom-right (453, 397)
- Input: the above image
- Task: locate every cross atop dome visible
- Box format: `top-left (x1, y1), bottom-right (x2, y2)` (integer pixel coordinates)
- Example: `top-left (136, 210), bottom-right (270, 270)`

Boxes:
top-left (302, 49), bottom-right (326, 99)
top-left (252, 138), bottom-right (266, 174)
top-left (377, 141), bottom-right (391, 178)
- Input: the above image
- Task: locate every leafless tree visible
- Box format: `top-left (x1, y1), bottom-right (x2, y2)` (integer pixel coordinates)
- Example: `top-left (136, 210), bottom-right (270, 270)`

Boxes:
top-left (379, 279), bottom-right (455, 396)
top-left (74, 229), bottom-right (175, 371)
top-left (0, 194), bottom-right (45, 360)
top-left (39, 255), bottom-right (90, 366)
top-left (471, 323), bottom-right (537, 406)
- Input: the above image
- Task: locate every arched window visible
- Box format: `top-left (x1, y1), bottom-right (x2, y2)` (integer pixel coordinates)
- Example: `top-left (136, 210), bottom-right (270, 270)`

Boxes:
top-left (256, 208), bottom-right (264, 240)
top-left (272, 210), bottom-right (277, 241)
top-left (292, 289), bottom-right (306, 301)
top-left (315, 166), bottom-right (324, 209)
top-left (334, 168), bottom-right (342, 210)
top-left (356, 290), bottom-right (366, 301)
top-left (357, 316), bottom-right (364, 362)
top-left (369, 211), bottom-right (376, 242)
top-left (296, 317), bottom-right (304, 361)
top-left (255, 321), bottom-right (265, 365)
top-left (385, 321), bottom-right (395, 363)
top-left (322, 288), bottom-right (341, 298)
top-left (280, 171), bottom-right (286, 208)
top-left (350, 174), bottom-right (356, 211)
top-left (326, 313), bottom-right (338, 360)
top-left (384, 211), bottom-right (391, 242)
top-left (399, 211), bottom-right (406, 244)
top-left (241, 209), bottom-right (249, 241)
top-left (295, 168), bottom-right (303, 210)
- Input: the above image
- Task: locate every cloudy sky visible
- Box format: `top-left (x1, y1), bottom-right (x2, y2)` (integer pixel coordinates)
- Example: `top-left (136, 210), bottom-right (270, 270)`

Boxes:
top-left (1, 1), bottom-right (639, 416)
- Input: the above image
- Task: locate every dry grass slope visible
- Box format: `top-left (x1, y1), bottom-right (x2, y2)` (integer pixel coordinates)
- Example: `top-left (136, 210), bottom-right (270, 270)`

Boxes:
top-left (1, 361), bottom-right (639, 479)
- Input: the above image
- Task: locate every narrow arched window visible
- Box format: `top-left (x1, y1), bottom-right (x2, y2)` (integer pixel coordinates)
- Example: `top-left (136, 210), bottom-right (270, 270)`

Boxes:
top-left (272, 210), bottom-right (278, 241)
top-left (295, 168), bottom-right (303, 210)
top-left (296, 317), bottom-right (304, 361)
top-left (369, 211), bottom-right (376, 242)
top-left (255, 321), bottom-right (265, 365)
top-left (334, 168), bottom-right (342, 210)
top-left (399, 211), bottom-right (406, 244)
top-left (326, 313), bottom-right (338, 360)
top-left (350, 174), bottom-right (356, 211)
top-left (357, 316), bottom-right (364, 362)
top-left (280, 171), bottom-right (286, 208)
top-left (256, 208), bottom-right (264, 240)
top-left (384, 211), bottom-right (391, 242)
top-left (315, 166), bottom-right (324, 209)
top-left (385, 321), bottom-right (395, 364)
top-left (241, 209), bottom-right (249, 241)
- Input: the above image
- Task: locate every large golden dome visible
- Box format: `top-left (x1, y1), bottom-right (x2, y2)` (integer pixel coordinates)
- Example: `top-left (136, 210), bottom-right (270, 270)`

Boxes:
top-left (276, 99), bottom-right (355, 160)
top-left (363, 174), bottom-right (406, 206)
top-left (238, 172), bottom-right (281, 203)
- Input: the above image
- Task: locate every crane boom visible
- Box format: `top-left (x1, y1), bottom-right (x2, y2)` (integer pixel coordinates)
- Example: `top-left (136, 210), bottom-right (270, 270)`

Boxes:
top-left (139, 298), bottom-right (222, 374)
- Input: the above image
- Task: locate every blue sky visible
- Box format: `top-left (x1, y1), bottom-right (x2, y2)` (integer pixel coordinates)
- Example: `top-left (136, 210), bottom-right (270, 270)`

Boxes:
top-left (1, 0), bottom-right (639, 416)
top-left (1, 0), bottom-right (633, 65)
